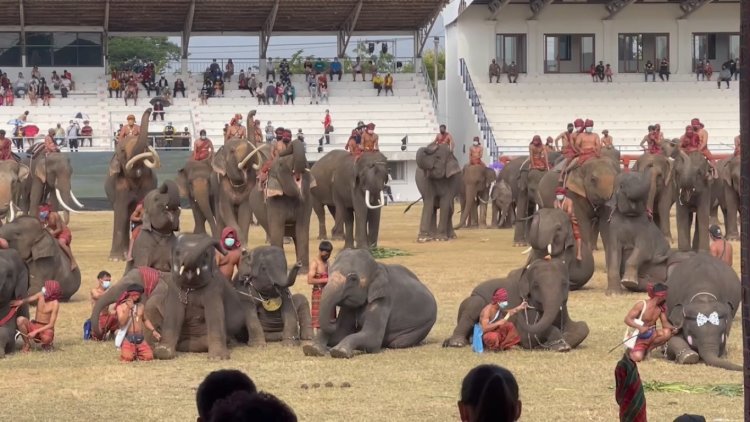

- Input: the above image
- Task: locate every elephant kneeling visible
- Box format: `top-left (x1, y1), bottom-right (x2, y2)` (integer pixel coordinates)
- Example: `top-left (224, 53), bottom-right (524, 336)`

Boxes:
top-left (443, 258), bottom-right (588, 352)
top-left (303, 249), bottom-right (437, 358)
top-left (234, 246), bottom-right (313, 346)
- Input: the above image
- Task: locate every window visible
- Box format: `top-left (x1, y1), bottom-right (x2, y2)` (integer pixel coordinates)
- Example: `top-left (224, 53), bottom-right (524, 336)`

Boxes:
top-left (26, 32), bottom-right (103, 67)
top-left (618, 33), bottom-right (669, 73)
top-left (496, 34), bottom-right (527, 73)
top-left (544, 34), bottom-right (594, 73)
top-left (0, 33), bottom-right (22, 66)
top-left (558, 36), bottom-right (572, 61)
top-left (693, 33), bottom-right (740, 69)
top-left (387, 161), bottom-right (406, 182)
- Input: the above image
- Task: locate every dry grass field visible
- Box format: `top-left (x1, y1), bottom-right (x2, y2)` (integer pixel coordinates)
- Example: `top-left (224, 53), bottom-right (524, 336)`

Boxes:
top-left (0, 206), bottom-right (743, 421)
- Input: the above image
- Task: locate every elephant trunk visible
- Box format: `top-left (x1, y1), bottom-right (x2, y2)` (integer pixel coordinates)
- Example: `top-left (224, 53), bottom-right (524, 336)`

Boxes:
top-left (192, 180), bottom-right (216, 235)
top-left (135, 109), bottom-right (152, 151)
top-left (318, 284), bottom-right (341, 335)
top-left (516, 296), bottom-right (562, 336)
top-left (697, 343), bottom-right (743, 371)
top-left (646, 167), bottom-right (658, 212)
top-left (284, 264), bottom-right (300, 288)
top-left (676, 150), bottom-right (693, 189)
top-left (90, 281), bottom-right (132, 338)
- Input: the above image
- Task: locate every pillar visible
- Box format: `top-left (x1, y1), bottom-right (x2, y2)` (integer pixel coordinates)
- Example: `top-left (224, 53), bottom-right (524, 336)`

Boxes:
top-left (526, 20), bottom-right (539, 76)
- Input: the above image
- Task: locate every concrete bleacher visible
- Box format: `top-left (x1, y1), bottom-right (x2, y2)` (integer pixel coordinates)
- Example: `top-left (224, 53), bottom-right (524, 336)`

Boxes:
top-left (475, 73), bottom-right (740, 154)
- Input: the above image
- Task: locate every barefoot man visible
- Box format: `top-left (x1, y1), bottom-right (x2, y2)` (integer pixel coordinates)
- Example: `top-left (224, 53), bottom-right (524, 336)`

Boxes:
top-left (13, 280), bottom-right (62, 352)
top-left (308, 241), bottom-right (334, 332)
top-left (558, 120), bottom-right (582, 182)
top-left (90, 270), bottom-right (118, 341)
top-left (709, 225), bottom-right (733, 267)
top-left (38, 204), bottom-right (77, 270)
top-left (432, 124), bottom-right (455, 151)
top-left (624, 283), bottom-right (677, 362)
top-left (693, 118), bottom-right (717, 175)
top-left (479, 288), bottom-right (526, 351)
top-left (116, 284), bottom-right (160, 362)
top-left (126, 200), bottom-right (144, 261)
top-left (554, 187), bottom-right (582, 261)
top-left (563, 119), bottom-right (600, 176)
top-left (469, 137), bottom-right (485, 166)
top-left (117, 114), bottom-right (140, 143)
top-left (601, 130), bottom-right (614, 150)
top-left (217, 227), bottom-right (242, 280)
top-left (529, 135), bottom-right (549, 171)
top-left (225, 114), bottom-right (247, 141)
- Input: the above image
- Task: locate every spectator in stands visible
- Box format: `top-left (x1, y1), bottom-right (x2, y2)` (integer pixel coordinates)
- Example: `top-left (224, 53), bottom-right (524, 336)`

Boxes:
top-left (215, 79), bottom-right (225, 97)
top-left (314, 58), bottom-right (326, 75)
top-left (158, 75), bottom-right (169, 91)
top-left (224, 59), bottom-right (234, 82)
top-left (81, 120), bottom-right (93, 147)
top-left (163, 122), bottom-right (176, 147)
top-left (266, 58), bottom-right (276, 81)
top-left (459, 364), bottom-right (522, 422)
top-left (319, 81), bottom-right (329, 104)
top-left (284, 83), bottom-right (295, 105)
top-left (12, 125), bottom-right (23, 153)
top-left (489, 59), bottom-right (502, 83)
top-left (173, 78), bottom-right (186, 98)
top-left (125, 78), bottom-right (139, 106)
top-left (705, 61), bottom-right (714, 81)
top-left (265, 121), bottom-right (274, 143)
top-left (238, 73), bottom-right (248, 91)
top-left (4, 86), bottom-right (13, 106)
top-left (195, 369), bottom-right (257, 422)
top-left (202, 79), bottom-right (213, 98)
top-left (605, 64), bottom-right (613, 82)
top-left (66, 120), bottom-right (80, 152)
top-left (717, 64), bottom-right (732, 89)
top-left (27, 82), bottom-right (38, 106)
top-left (280, 59), bottom-right (291, 85)
top-left (353, 57), bottom-right (365, 81)
top-left (658, 58), bottom-right (670, 82)
top-left (14, 72), bottom-right (26, 98)
top-left (644, 60), bottom-right (656, 82)
top-left (109, 76), bottom-right (121, 98)
top-left (369, 60), bottom-right (378, 81)
top-left (322, 110), bottom-right (332, 145)
top-left (265, 82), bottom-right (276, 105)
top-left (199, 87), bottom-right (209, 105)
top-left (31, 66), bottom-right (40, 80)
top-left (330, 58), bottom-right (343, 81)
top-left (696, 59), bottom-right (706, 81)
top-left (248, 73), bottom-right (257, 96)
top-left (589, 64), bottom-right (597, 82)
top-left (308, 77), bottom-right (318, 105)
top-left (210, 59), bottom-right (222, 80)
top-left (507, 62), bottom-right (518, 83)
top-left (238, 68), bottom-right (246, 83)
top-left (51, 71), bottom-right (61, 90)
top-left (256, 82), bottom-right (267, 105)
top-left (54, 123), bottom-right (65, 145)
top-left (276, 82), bottom-right (284, 105)
top-left (146, 79), bottom-right (159, 96)
top-left (303, 58), bottom-right (313, 76)
top-left (152, 100), bottom-right (165, 121)
top-left (60, 76), bottom-right (71, 98)
top-left (373, 73), bottom-right (384, 96)
top-left (596, 61), bottom-right (605, 81)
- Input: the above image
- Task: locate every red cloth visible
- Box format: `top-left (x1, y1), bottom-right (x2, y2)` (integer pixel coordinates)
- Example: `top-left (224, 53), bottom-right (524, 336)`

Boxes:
top-left (80, 125), bottom-right (93, 136)
top-left (131, 225), bottom-right (142, 244)
top-left (220, 226), bottom-right (241, 250)
top-left (137, 267), bottom-right (160, 297)
top-left (56, 227), bottom-right (72, 245)
top-left (615, 354), bottom-right (647, 422)
top-left (434, 133), bottom-right (451, 145)
top-left (311, 285), bottom-right (323, 329)
top-left (681, 130), bottom-right (701, 152)
top-left (584, 119), bottom-right (594, 128)
top-left (28, 320), bottom-right (54, 346)
top-left (482, 323), bottom-right (521, 351)
top-left (530, 144), bottom-right (547, 170)
top-left (469, 156), bottom-right (485, 166)
top-left (44, 280), bottom-right (62, 302)
top-left (647, 136), bottom-right (662, 155)
top-left (92, 311), bottom-right (118, 341)
top-left (571, 219), bottom-right (581, 240)
top-left (555, 187), bottom-right (567, 195)
top-left (0, 137), bottom-right (11, 160)
top-left (492, 289), bottom-right (508, 303)
top-left (121, 338), bottom-right (153, 362)
top-left (323, 115), bottom-right (331, 128)
top-left (192, 138), bottom-right (213, 161)
top-left (577, 148), bottom-right (599, 165)
top-left (573, 118), bottom-right (584, 133)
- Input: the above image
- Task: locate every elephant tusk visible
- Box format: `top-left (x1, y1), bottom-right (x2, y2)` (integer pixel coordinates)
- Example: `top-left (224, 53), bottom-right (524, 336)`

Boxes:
top-left (364, 190), bottom-right (385, 210)
top-left (143, 146), bottom-right (161, 169)
top-left (125, 151), bottom-right (155, 171)
top-left (8, 200), bottom-right (15, 222)
top-left (69, 190), bottom-right (85, 208)
top-left (380, 191), bottom-right (385, 207)
top-left (238, 145), bottom-right (263, 170)
top-left (252, 163), bottom-right (260, 170)
top-left (478, 196), bottom-right (488, 204)
top-left (179, 265), bottom-right (185, 276)
top-left (547, 243), bottom-right (552, 255)
top-left (521, 246), bottom-right (532, 255)
top-left (196, 268), bottom-right (201, 276)
top-left (56, 189), bottom-right (82, 214)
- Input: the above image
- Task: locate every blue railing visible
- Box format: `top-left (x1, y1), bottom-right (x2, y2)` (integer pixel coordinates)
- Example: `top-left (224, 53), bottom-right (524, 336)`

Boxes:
top-left (459, 58), bottom-right (498, 159)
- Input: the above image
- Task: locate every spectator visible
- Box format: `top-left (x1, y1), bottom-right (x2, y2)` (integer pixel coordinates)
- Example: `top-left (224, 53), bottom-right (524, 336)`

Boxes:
top-left (265, 121), bottom-right (274, 143)
top-left (12, 125), bottom-right (23, 153)
top-left (329, 57), bottom-right (343, 81)
top-left (63, 69), bottom-right (74, 90)
top-left (248, 73), bottom-right (258, 96)
top-left (275, 82), bottom-right (284, 105)
top-left (322, 110), bottom-right (332, 145)
top-left (80, 120), bottom-right (93, 147)
top-left (303, 58), bottom-right (313, 75)
top-left (284, 83), bottom-right (295, 105)
top-left (196, 369), bottom-right (257, 422)
top-left (489, 59), bottom-right (502, 83)
top-left (705, 61), bottom-right (714, 80)
top-left (14, 72), bottom-right (26, 98)
top-left (199, 87), bottom-right (209, 105)
top-left (224, 59), bottom-right (234, 82)
top-left (266, 58), bottom-right (276, 81)
top-left (173, 78), bottom-right (186, 98)
top-left (384, 73), bottom-right (394, 96)
top-left (31, 66), bottom-right (40, 80)
top-left (214, 79), bottom-right (225, 97)
top-left (54, 123), bottom-right (65, 145)
top-left (41, 81), bottom-right (52, 106)
top-left (50, 71), bottom-right (61, 89)
top-left (644, 60), bottom-right (655, 82)
top-left (384, 170), bottom-right (394, 205)
top-left (157, 75), bottom-right (169, 91)
top-left (109, 77), bottom-right (121, 98)
top-left (507, 61), bottom-right (518, 83)
top-left (734, 57), bottom-right (739, 80)
top-left (238, 69), bottom-right (246, 84)
top-left (4, 85), bottom-right (13, 106)
top-left (459, 364), bottom-right (521, 422)
top-left (717, 64), bottom-right (732, 89)
top-left (145, 79), bottom-right (158, 96)
top-left (265, 82), bottom-right (276, 105)
top-left (589, 63), bottom-right (597, 82)
top-left (239, 74), bottom-right (248, 91)
top-left (256, 82), bottom-right (267, 105)
top-left (209, 59), bottom-right (221, 79)
top-left (725, 58), bottom-right (737, 79)
top-left (314, 57), bottom-right (326, 74)
top-left (605, 64), bottom-right (613, 82)
top-left (152, 100), bottom-right (165, 121)
top-left (308, 76), bottom-right (318, 105)
top-left (60, 76), bottom-right (71, 98)
top-left (369, 60), bottom-right (378, 81)
top-left (279, 59), bottom-right (291, 85)
top-left (658, 58), bottom-right (670, 81)
top-left (319, 81), bottom-right (329, 104)
top-left (696, 59), bottom-right (705, 81)
top-left (66, 120), bottom-right (80, 152)
top-left (596, 61), bottom-right (605, 81)
top-left (163, 122), bottom-right (176, 147)
top-left (353, 57), bottom-right (364, 81)
top-left (208, 391), bottom-right (297, 422)
top-left (373, 73), bottom-right (384, 96)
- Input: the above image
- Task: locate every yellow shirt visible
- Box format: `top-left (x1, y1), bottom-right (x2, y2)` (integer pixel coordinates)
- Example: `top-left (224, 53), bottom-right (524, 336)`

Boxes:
top-left (373, 75), bottom-right (383, 85)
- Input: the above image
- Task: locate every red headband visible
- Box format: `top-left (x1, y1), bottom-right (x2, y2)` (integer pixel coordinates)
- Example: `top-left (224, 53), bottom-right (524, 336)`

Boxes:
top-left (43, 280), bottom-right (62, 302)
top-left (584, 119), bottom-right (594, 128)
top-left (492, 288), bottom-right (508, 304)
top-left (647, 283), bottom-right (668, 299)
top-left (555, 187), bottom-right (567, 195)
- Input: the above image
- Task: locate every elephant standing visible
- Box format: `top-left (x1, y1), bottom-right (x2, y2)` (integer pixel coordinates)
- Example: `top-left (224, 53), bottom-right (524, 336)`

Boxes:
top-left (0, 160), bottom-right (29, 224)
top-left (712, 155), bottom-right (740, 241)
top-left (128, 181), bottom-right (181, 273)
top-left (489, 179), bottom-right (513, 228)
top-left (18, 151), bottom-right (85, 218)
top-left (664, 253), bottom-right (741, 370)
top-left (106, 109), bottom-right (161, 260)
top-left (303, 249), bottom-right (437, 358)
top-left (234, 246), bottom-right (312, 346)
top-left (0, 216), bottom-right (80, 300)
top-left (309, 150), bottom-right (344, 240)
top-left (512, 166), bottom-right (548, 246)
top-left (672, 149), bottom-right (712, 251)
top-left (456, 164), bottom-right (495, 229)
top-left (443, 257), bottom-right (589, 352)
top-left (633, 152), bottom-right (676, 243)
top-left (0, 249), bottom-right (29, 357)
top-left (414, 144), bottom-right (462, 242)
top-left (177, 158), bottom-right (218, 237)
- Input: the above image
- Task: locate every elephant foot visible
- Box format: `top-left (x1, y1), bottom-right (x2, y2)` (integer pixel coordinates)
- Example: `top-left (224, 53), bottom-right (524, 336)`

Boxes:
top-left (154, 345), bottom-right (176, 360)
top-left (435, 236), bottom-right (449, 242)
top-left (665, 235), bottom-right (675, 244)
top-left (542, 339), bottom-right (571, 352)
top-left (302, 343), bottom-right (328, 357)
top-left (330, 346), bottom-right (354, 359)
top-left (621, 278), bottom-right (639, 292)
top-left (727, 234), bottom-right (740, 242)
top-left (208, 349), bottom-right (231, 360)
top-left (442, 337), bottom-right (468, 348)
top-left (317, 235), bottom-right (328, 241)
top-left (247, 341), bottom-right (268, 348)
top-left (331, 234), bottom-right (344, 241)
top-left (108, 254), bottom-right (125, 262)
top-left (417, 236), bottom-right (434, 243)
top-left (676, 348), bottom-right (700, 365)
top-left (282, 338), bottom-right (300, 347)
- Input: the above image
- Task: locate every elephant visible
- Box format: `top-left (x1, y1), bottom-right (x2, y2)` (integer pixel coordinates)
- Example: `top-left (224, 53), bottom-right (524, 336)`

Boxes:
top-left (18, 151), bottom-right (85, 218)
top-left (0, 249), bottom-right (29, 357)
top-left (671, 147), bottom-right (712, 252)
top-left (106, 108), bottom-right (161, 260)
top-left (442, 257), bottom-right (589, 351)
top-left (0, 160), bottom-right (29, 224)
top-left (456, 164), bottom-right (495, 229)
top-left (128, 180), bottom-right (181, 273)
top-left (309, 150), bottom-right (345, 240)
top-left (712, 155), bottom-right (740, 241)
top-left (176, 158), bottom-right (218, 237)
top-left (0, 216), bottom-right (80, 300)
top-left (538, 156), bottom-right (620, 251)
top-left (249, 140), bottom-right (313, 268)
top-left (633, 152), bottom-right (676, 243)
top-left (664, 253), bottom-right (741, 371)
top-left (302, 248), bottom-right (437, 358)
top-left (211, 112), bottom-right (270, 247)
top-left (414, 144), bottom-right (462, 242)
top-left (512, 165), bottom-right (548, 246)
top-left (489, 179), bottom-right (513, 228)
top-left (234, 246), bottom-right (312, 346)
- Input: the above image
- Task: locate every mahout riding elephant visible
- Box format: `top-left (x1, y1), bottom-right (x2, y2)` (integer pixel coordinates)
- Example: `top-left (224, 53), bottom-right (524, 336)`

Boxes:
top-left (249, 140), bottom-right (312, 269)
top-left (146, 234), bottom-right (245, 360)
top-left (538, 156), bottom-right (620, 251)
top-left (234, 246), bottom-right (312, 346)
top-left (212, 112), bottom-right (270, 247)
top-left (414, 144), bottom-right (462, 242)
top-left (664, 253), bottom-right (741, 370)
top-left (671, 147), bottom-right (712, 252)
top-left (633, 151), bottom-right (676, 243)
top-left (0, 216), bottom-right (80, 300)
top-left (456, 164), bottom-right (495, 229)
top-left (302, 249), bottom-right (437, 358)
top-left (0, 160), bottom-right (29, 224)
top-left (309, 150), bottom-right (345, 240)
top-left (176, 158), bottom-right (217, 237)
top-left (106, 108), bottom-right (161, 260)
top-left (525, 208), bottom-right (594, 290)
top-left (0, 249), bottom-right (29, 357)
top-left (442, 257), bottom-right (589, 352)
top-left (128, 180), bottom-right (181, 273)
top-left (490, 179), bottom-right (513, 228)
top-left (712, 154), bottom-right (740, 241)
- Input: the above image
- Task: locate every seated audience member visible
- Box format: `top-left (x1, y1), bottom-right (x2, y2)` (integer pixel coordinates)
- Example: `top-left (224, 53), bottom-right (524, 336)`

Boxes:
top-left (209, 391), bottom-right (297, 422)
top-left (329, 58), bottom-right (343, 81)
top-left (459, 364), bottom-right (522, 422)
top-left (196, 369), bottom-right (257, 422)
top-left (174, 78), bottom-right (186, 98)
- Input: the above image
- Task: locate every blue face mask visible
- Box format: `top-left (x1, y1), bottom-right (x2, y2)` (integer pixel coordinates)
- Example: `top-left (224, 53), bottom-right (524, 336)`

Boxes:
top-left (499, 301), bottom-right (509, 309)
top-left (39, 211), bottom-right (49, 220)
top-left (224, 238), bottom-right (236, 248)
top-left (102, 281), bottom-right (111, 289)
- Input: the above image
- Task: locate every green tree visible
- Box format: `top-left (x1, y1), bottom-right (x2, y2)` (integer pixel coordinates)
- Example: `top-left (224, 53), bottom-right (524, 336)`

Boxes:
top-left (422, 49), bottom-right (445, 86)
top-left (108, 36), bottom-right (180, 72)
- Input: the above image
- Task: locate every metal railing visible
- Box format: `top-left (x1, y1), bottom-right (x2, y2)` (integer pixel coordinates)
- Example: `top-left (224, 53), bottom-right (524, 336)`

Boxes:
top-left (420, 60), bottom-right (438, 115)
top-left (459, 58), bottom-right (499, 160)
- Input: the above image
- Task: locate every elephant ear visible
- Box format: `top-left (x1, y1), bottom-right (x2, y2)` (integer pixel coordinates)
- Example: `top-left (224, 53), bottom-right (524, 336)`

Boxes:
top-left (367, 264), bottom-right (389, 303)
top-left (211, 146), bottom-right (228, 176)
top-left (14, 258), bottom-right (29, 299)
top-left (34, 159), bottom-right (47, 184)
top-left (446, 155), bottom-right (462, 179)
top-left (565, 168), bottom-right (586, 198)
top-left (31, 231), bottom-right (58, 260)
top-left (175, 169), bottom-right (189, 198)
top-left (108, 154), bottom-right (122, 177)
top-left (17, 163), bottom-right (30, 182)
top-left (668, 303), bottom-right (684, 328)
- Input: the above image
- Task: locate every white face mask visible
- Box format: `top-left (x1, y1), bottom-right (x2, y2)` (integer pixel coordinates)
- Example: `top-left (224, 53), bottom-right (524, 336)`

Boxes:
top-left (499, 301), bottom-right (509, 309)
top-left (556, 195), bottom-right (565, 201)
top-left (102, 281), bottom-right (111, 289)
top-left (585, 127), bottom-right (594, 134)
top-left (41, 287), bottom-right (47, 296)
top-left (473, 141), bottom-right (480, 146)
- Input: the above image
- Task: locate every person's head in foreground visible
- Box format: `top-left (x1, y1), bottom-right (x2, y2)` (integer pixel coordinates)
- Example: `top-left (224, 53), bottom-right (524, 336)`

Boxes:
top-left (459, 364), bottom-right (521, 422)
top-left (196, 369), bottom-right (257, 421)
top-left (208, 390), bottom-right (297, 422)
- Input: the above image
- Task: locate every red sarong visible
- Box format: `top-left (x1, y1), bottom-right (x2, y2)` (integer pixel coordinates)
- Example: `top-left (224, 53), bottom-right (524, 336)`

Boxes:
top-left (28, 320), bottom-right (54, 347)
top-left (56, 227), bottom-right (72, 245)
top-left (615, 354), bottom-right (647, 422)
top-left (192, 139), bottom-right (213, 161)
top-left (311, 285), bottom-right (323, 329)
top-left (577, 148), bottom-right (598, 165)
top-left (481, 323), bottom-right (521, 351)
top-left (469, 157), bottom-right (485, 166)
top-left (571, 219), bottom-right (581, 240)
top-left (131, 225), bottom-right (142, 243)
top-left (92, 311), bottom-right (118, 341)
top-left (121, 338), bottom-right (153, 362)
top-left (138, 266), bottom-right (160, 296)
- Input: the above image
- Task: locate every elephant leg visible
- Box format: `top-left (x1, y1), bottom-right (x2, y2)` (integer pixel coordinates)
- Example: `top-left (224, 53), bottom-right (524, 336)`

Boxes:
top-left (294, 211), bottom-right (310, 269)
top-left (353, 200), bottom-right (369, 249)
top-left (154, 294), bottom-right (185, 360)
top-left (292, 294), bottom-right (313, 341)
top-left (443, 295), bottom-right (485, 347)
top-left (279, 292), bottom-right (302, 346)
top-left (621, 246), bottom-right (643, 290)
top-left (560, 307), bottom-right (589, 348)
top-left (243, 303), bottom-right (267, 347)
top-left (725, 188), bottom-right (740, 240)
top-left (491, 204), bottom-right (499, 227)
top-left (191, 195), bottom-right (208, 235)
top-left (313, 198), bottom-right (328, 240)
top-left (0, 327), bottom-right (12, 357)
top-left (657, 193), bottom-right (674, 243)
top-left (176, 335), bottom-right (208, 353)
top-left (478, 201), bottom-right (488, 228)
top-left (436, 195), bottom-right (453, 241)
top-left (110, 194), bottom-right (131, 260)
top-left (367, 208), bottom-right (381, 248)
top-left (29, 181), bottom-right (43, 215)
top-left (237, 202), bottom-right (253, 248)
top-left (302, 307), bottom-right (357, 357)
top-left (696, 196), bottom-right (710, 252)
top-left (328, 205), bottom-right (344, 240)
top-left (513, 192), bottom-right (529, 246)
top-left (418, 196), bottom-right (435, 241)
top-left (331, 310), bottom-right (388, 358)
top-left (606, 242), bottom-right (624, 295)
top-left (676, 205), bottom-right (691, 252)
top-left (267, 205), bottom-right (285, 248)
top-left (204, 297), bottom-right (229, 359)
top-left (665, 336), bottom-right (700, 364)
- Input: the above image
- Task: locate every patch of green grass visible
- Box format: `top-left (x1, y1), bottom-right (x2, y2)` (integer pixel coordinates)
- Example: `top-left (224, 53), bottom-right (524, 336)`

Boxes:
top-left (643, 381), bottom-right (743, 397)
top-left (370, 246), bottom-right (412, 259)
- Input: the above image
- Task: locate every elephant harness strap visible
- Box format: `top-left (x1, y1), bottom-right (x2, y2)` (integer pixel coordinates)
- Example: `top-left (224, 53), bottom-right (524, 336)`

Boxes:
top-left (681, 292), bottom-right (725, 328)
top-left (0, 304), bottom-right (21, 326)
top-left (137, 267), bottom-right (160, 296)
top-left (236, 280), bottom-right (285, 313)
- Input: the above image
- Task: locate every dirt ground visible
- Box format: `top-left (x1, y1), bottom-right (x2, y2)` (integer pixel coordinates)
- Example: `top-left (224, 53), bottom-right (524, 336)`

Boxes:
top-left (0, 206), bottom-right (742, 421)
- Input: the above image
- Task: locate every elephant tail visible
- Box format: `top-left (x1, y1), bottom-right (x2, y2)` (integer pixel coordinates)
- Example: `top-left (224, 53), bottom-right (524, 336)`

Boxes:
top-left (404, 197), bottom-right (423, 213)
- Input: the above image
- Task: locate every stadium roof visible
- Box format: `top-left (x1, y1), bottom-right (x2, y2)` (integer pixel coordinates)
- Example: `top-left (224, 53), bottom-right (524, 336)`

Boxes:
top-left (0, 0), bottom-right (447, 33)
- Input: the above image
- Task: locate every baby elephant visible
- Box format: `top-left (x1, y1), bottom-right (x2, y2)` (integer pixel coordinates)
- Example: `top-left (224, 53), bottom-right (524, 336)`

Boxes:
top-left (303, 249), bottom-right (437, 358)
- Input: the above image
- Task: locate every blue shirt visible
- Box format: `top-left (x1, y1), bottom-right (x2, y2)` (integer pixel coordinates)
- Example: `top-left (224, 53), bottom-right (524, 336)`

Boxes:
top-left (331, 61), bottom-right (342, 72)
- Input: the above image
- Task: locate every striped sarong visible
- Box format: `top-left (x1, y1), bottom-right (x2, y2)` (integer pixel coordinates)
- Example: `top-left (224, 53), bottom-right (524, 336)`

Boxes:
top-left (615, 353), bottom-right (647, 422)
top-left (311, 285), bottom-right (323, 329)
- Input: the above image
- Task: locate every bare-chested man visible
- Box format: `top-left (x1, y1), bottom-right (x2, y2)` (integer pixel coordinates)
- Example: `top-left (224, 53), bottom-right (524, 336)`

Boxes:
top-left (528, 135), bottom-right (549, 171)
top-left (117, 114), bottom-right (140, 143)
top-left (0, 129), bottom-right (12, 160)
top-left (692, 118), bottom-right (717, 174)
top-left (192, 129), bottom-right (214, 161)
top-left (563, 119), bottom-right (600, 180)
top-left (217, 227), bottom-right (242, 280)
top-left (554, 187), bottom-right (582, 261)
top-left (557, 120), bottom-right (582, 182)
top-left (469, 137), bottom-right (485, 166)
top-left (252, 119), bottom-right (264, 146)
top-left (709, 225), bottom-right (733, 267)
top-left (601, 130), bottom-right (614, 149)
top-left (479, 288), bottom-right (526, 351)
top-left (362, 123), bottom-right (380, 152)
top-left (259, 128), bottom-right (291, 184)
top-left (38, 204), bottom-right (76, 270)
top-left (681, 124), bottom-right (717, 175)
top-left (124, 77), bottom-right (138, 106)
top-left (225, 114), bottom-right (247, 141)
top-left (554, 123), bottom-right (575, 153)
top-left (545, 136), bottom-right (556, 153)
top-left (126, 200), bottom-right (144, 261)
top-left (90, 270), bottom-right (118, 341)
top-left (432, 124), bottom-right (455, 151)
top-left (308, 241), bottom-right (333, 332)
top-left (43, 129), bottom-right (60, 155)
top-left (116, 284), bottom-right (160, 362)
top-left (12, 280), bottom-right (62, 352)
top-left (624, 283), bottom-right (676, 362)
top-left (640, 125), bottom-right (660, 154)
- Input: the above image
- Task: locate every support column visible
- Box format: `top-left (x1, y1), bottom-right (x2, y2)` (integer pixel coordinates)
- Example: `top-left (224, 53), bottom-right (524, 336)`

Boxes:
top-left (601, 19), bottom-right (613, 71)
top-left (526, 19), bottom-right (538, 76)
top-left (181, 58), bottom-right (188, 75)
top-left (677, 18), bottom-right (690, 75)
